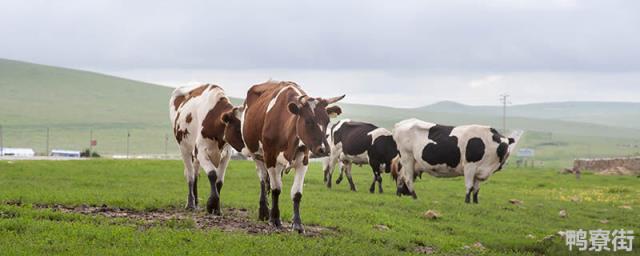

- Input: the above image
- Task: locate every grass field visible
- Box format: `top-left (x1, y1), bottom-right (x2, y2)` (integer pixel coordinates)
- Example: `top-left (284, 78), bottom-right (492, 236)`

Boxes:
top-left (1, 160), bottom-right (638, 255)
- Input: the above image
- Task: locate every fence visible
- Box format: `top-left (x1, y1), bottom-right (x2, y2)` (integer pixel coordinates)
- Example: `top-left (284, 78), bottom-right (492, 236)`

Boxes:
top-left (0, 124), bottom-right (181, 158)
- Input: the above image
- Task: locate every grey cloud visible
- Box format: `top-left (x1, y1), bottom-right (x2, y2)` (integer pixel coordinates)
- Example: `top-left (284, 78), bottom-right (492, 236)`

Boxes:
top-left (1, 0), bottom-right (639, 72)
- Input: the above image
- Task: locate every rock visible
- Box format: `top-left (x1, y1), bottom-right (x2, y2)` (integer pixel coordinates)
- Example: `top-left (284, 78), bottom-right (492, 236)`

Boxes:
top-left (423, 210), bottom-right (441, 220)
top-left (509, 199), bottom-right (523, 205)
top-left (600, 219), bottom-right (609, 224)
top-left (414, 246), bottom-right (436, 254)
top-left (559, 210), bottom-right (568, 218)
top-left (526, 234), bottom-right (535, 239)
top-left (557, 231), bottom-right (566, 238)
top-left (374, 224), bottom-right (389, 231)
top-left (472, 242), bottom-right (486, 250)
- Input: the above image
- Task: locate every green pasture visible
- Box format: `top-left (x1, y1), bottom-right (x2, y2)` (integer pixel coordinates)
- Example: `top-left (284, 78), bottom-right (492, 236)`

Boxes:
top-left (0, 160), bottom-right (638, 255)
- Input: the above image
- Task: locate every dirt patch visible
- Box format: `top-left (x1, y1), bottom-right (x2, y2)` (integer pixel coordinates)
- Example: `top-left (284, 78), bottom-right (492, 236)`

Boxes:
top-left (23, 203), bottom-right (334, 237)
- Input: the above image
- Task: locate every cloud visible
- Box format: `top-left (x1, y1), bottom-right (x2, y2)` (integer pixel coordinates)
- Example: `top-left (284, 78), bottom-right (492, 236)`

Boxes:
top-left (1, 0), bottom-right (639, 106)
top-left (0, 0), bottom-right (639, 72)
top-left (110, 68), bottom-right (640, 107)
top-left (469, 75), bottom-right (504, 89)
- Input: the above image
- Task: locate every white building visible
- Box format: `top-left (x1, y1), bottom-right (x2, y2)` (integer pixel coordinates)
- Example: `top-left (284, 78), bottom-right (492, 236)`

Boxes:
top-left (50, 149), bottom-right (81, 158)
top-left (0, 147), bottom-right (36, 157)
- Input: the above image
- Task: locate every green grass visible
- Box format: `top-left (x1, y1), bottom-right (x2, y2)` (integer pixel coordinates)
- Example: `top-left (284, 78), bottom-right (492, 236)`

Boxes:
top-left (1, 160), bottom-right (638, 255)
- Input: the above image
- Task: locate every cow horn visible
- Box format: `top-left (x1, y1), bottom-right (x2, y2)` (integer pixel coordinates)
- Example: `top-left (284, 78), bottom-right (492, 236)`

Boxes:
top-left (298, 95), bottom-right (308, 104)
top-left (325, 95), bottom-right (345, 104)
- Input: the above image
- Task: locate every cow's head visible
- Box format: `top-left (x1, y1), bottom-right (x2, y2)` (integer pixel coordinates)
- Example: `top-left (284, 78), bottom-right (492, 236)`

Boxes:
top-left (288, 95), bottom-right (344, 157)
top-left (494, 137), bottom-right (516, 172)
top-left (391, 155), bottom-right (418, 199)
top-left (221, 105), bottom-right (245, 152)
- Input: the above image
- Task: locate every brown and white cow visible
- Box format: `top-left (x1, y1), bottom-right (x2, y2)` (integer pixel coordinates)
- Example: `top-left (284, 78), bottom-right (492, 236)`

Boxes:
top-left (169, 84), bottom-right (244, 215)
top-left (241, 80), bottom-right (344, 233)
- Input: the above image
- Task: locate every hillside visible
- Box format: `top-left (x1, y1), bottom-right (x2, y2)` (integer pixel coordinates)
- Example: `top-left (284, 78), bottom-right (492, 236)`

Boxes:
top-left (1, 58), bottom-right (639, 164)
top-left (420, 101), bottom-right (640, 129)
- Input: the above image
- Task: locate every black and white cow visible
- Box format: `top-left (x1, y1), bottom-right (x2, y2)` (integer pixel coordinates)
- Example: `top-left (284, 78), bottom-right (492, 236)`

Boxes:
top-left (322, 119), bottom-right (399, 193)
top-left (391, 118), bottom-right (514, 203)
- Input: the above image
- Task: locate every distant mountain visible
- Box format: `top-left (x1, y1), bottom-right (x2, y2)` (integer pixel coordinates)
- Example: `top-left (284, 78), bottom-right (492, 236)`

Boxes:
top-left (419, 101), bottom-right (640, 129)
top-left (1, 58), bottom-right (639, 158)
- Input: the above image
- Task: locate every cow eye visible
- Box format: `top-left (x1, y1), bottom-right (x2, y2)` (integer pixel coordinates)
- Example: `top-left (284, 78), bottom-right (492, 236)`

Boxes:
top-left (305, 119), bottom-right (314, 125)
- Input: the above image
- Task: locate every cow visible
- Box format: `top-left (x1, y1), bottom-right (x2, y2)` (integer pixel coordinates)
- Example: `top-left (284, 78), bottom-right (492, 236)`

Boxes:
top-left (322, 119), bottom-right (399, 193)
top-left (391, 118), bottom-right (515, 204)
top-left (241, 80), bottom-right (344, 233)
top-left (169, 84), bottom-right (245, 215)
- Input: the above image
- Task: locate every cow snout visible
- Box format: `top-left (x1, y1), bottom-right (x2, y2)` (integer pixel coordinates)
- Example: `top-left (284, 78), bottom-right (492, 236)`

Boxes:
top-left (315, 145), bottom-right (328, 157)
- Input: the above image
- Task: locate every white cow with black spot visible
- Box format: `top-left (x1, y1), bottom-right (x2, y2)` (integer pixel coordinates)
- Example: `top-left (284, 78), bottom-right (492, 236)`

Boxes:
top-left (391, 118), bottom-right (514, 203)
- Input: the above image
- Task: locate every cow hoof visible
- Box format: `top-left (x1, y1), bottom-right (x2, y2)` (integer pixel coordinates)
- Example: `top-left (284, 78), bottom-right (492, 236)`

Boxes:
top-left (411, 191), bottom-right (418, 199)
top-left (185, 204), bottom-right (196, 211)
top-left (292, 223), bottom-right (305, 234)
top-left (336, 178), bottom-right (343, 184)
top-left (207, 206), bottom-right (222, 215)
top-left (378, 189), bottom-right (384, 194)
top-left (369, 189), bottom-right (375, 194)
top-left (350, 187), bottom-right (357, 192)
top-left (271, 218), bottom-right (282, 228)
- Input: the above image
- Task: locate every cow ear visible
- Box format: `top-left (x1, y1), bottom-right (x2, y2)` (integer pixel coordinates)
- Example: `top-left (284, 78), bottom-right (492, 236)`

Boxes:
top-left (221, 110), bottom-right (234, 124)
top-left (288, 102), bottom-right (300, 115)
top-left (508, 138), bottom-right (515, 145)
top-left (326, 105), bottom-right (342, 118)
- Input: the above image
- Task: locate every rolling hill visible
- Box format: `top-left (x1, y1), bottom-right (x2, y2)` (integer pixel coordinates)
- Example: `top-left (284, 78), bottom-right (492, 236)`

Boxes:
top-left (1, 58), bottom-right (639, 165)
top-left (420, 100), bottom-right (640, 129)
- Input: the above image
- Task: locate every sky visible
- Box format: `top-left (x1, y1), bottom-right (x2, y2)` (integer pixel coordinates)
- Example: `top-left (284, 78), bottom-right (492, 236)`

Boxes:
top-left (1, 0), bottom-right (639, 107)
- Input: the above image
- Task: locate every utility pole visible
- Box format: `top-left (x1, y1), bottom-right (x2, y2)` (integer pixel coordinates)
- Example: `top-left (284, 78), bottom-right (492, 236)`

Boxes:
top-left (164, 133), bottom-right (168, 159)
top-left (0, 124), bottom-right (3, 156)
top-left (126, 129), bottom-right (131, 159)
top-left (499, 94), bottom-right (511, 133)
top-left (46, 127), bottom-right (50, 156)
top-left (89, 129), bottom-right (95, 157)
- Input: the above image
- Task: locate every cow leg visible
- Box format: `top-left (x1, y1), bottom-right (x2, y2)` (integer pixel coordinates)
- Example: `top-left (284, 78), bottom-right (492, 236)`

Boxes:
top-left (192, 159), bottom-right (201, 209)
top-left (210, 147), bottom-right (231, 212)
top-left (196, 145), bottom-right (223, 215)
top-left (180, 150), bottom-right (197, 210)
top-left (377, 170), bottom-right (384, 194)
top-left (290, 153), bottom-right (307, 233)
top-left (464, 166), bottom-right (476, 204)
top-left (369, 160), bottom-right (381, 194)
top-left (265, 157), bottom-right (284, 228)
top-left (326, 156), bottom-right (339, 189)
top-left (254, 160), bottom-right (270, 221)
top-left (323, 155), bottom-right (338, 188)
top-left (335, 162), bottom-right (345, 185)
top-left (345, 162), bottom-right (357, 191)
top-left (472, 179), bottom-right (481, 204)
